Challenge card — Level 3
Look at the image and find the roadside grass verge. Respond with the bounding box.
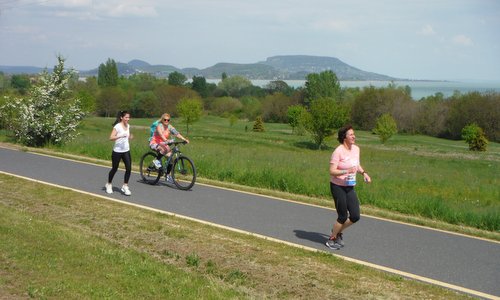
[1,115,499,235]
[0,174,472,299]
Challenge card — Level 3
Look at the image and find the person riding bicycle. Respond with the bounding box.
[150,113,189,181]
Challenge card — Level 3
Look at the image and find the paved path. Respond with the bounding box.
[0,146,499,299]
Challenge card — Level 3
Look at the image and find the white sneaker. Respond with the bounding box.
[153,159,162,168]
[105,183,113,194]
[121,185,131,196]
[166,175,174,184]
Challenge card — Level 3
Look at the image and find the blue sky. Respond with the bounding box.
[1,0,499,81]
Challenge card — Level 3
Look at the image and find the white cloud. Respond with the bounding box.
[417,24,436,36]
[452,34,473,46]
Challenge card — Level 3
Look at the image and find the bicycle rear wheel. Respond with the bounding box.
[172,155,196,190]
[140,152,162,185]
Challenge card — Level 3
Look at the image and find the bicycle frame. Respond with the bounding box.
[160,143,182,172]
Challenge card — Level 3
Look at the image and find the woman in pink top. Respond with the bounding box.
[149,113,189,182]
[326,125,371,250]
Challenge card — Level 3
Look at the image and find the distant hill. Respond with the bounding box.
[195,62,280,79]
[260,55,396,80]
[0,65,45,75]
[0,55,399,81]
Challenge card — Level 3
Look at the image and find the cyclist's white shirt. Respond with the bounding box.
[113,123,130,153]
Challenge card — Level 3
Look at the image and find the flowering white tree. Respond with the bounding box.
[0,55,84,146]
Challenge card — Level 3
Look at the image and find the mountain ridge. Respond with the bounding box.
[0,55,400,81]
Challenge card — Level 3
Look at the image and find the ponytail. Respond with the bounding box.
[112,110,129,127]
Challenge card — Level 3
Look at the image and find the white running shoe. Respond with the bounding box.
[121,185,131,196]
[166,175,174,184]
[153,159,162,169]
[105,183,113,194]
[325,238,342,250]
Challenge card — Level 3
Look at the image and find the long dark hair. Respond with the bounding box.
[112,111,129,127]
[337,124,353,144]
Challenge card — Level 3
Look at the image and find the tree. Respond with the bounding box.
[261,93,296,123]
[96,86,127,117]
[266,80,294,96]
[287,105,307,135]
[351,84,414,132]
[176,97,203,135]
[10,74,31,94]
[461,123,488,151]
[240,96,262,120]
[445,92,500,142]
[305,97,349,149]
[217,75,252,97]
[210,96,242,117]
[97,58,118,87]
[168,71,187,86]
[304,70,341,105]
[252,116,265,132]
[131,91,159,118]
[129,73,158,91]
[71,76,98,114]
[373,113,398,144]
[191,75,209,97]
[414,93,448,137]
[0,55,84,146]
[154,84,198,117]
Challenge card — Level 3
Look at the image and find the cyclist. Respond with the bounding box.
[150,113,189,182]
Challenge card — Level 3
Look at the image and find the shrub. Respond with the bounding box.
[287,104,307,135]
[0,56,84,147]
[373,113,398,144]
[461,123,488,151]
[252,116,265,132]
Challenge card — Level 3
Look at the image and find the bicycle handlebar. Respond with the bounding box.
[166,141,188,146]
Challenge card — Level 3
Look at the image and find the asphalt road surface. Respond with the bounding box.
[0,146,499,299]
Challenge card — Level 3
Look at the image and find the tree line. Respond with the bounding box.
[1,57,498,149]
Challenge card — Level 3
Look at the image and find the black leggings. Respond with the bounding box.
[108,151,132,184]
[330,182,360,224]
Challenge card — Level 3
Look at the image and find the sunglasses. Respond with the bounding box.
[163,118,170,121]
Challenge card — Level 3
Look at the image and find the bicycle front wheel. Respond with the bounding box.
[172,155,196,190]
[140,152,162,185]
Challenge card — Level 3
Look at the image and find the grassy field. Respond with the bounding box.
[1,115,498,237]
[0,174,473,299]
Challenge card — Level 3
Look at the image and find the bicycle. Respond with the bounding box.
[139,141,196,190]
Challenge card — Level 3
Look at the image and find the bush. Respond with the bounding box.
[461,123,488,151]
[373,113,398,144]
[287,105,307,135]
[252,116,265,132]
[0,56,84,147]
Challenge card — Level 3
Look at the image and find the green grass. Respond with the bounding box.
[0,200,241,299]
[0,174,472,299]
[2,115,499,233]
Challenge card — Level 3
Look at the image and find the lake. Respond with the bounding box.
[207,79,500,100]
